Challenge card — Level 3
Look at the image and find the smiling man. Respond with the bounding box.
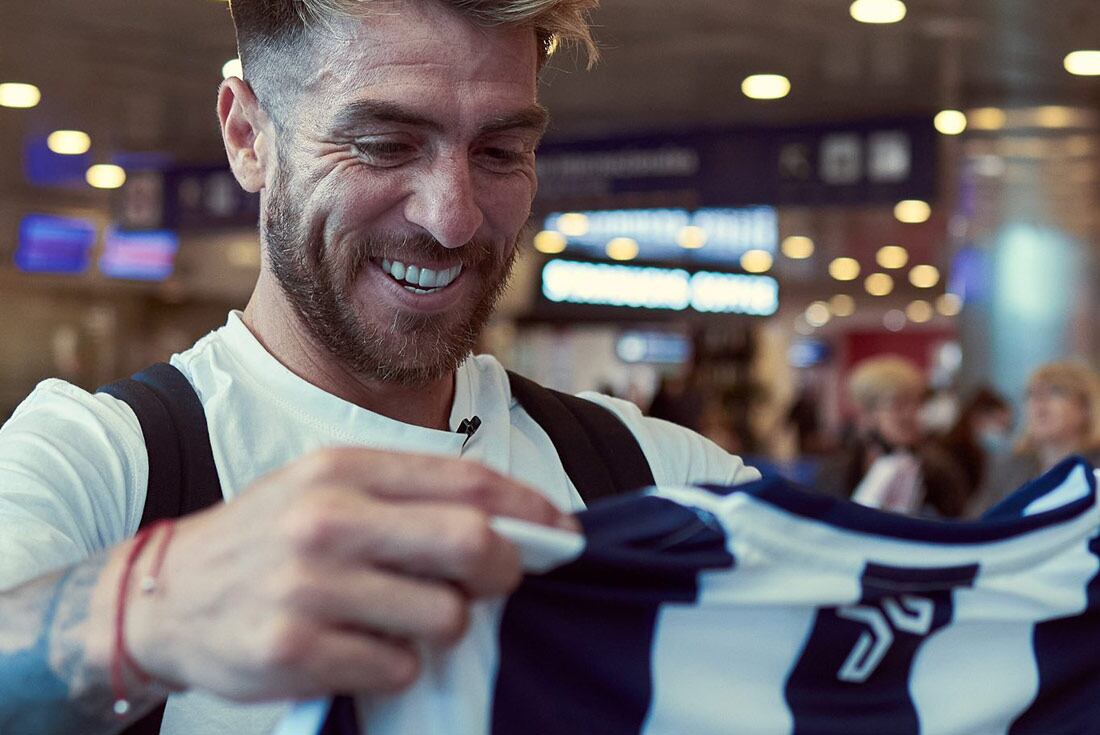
[0,2,757,734]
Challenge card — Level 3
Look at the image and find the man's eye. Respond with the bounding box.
[476,147,527,172]
[354,140,416,166]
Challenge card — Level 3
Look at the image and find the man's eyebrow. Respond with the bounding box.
[478,104,551,137]
[329,100,445,134]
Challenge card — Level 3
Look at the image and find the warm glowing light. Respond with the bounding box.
[894,199,931,224]
[222,58,244,80]
[605,237,639,261]
[829,257,861,282]
[47,130,91,155]
[781,235,815,259]
[935,110,968,136]
[742,74,791,101]
[909,264,941,288]
[1065,50,1100,77]
[0,82,41,109]
[936,293,963,316]
[884,309,907,332]
[533,230,567,254]
[829,294,856,317]
[1036,106,1075,129]
[876,245,909,270]
[556,213,590,237]
[865,273,894,296]
[86,164,127,190]
[969,108,1006,131]
[805,302,832,328]
[906,299,934,323]
[740,249,774,273]
[849,0,907,24]
[677,225,708,250]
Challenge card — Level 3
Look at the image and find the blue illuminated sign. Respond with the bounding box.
[543,206,777,265]
[14,214,97,274]
[540,259,779,317]
[99,228,179,281]
[616,331,692,364]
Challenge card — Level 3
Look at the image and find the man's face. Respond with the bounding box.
[259,1,544,385]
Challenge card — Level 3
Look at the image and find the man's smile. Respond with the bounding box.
[375,258,464,294]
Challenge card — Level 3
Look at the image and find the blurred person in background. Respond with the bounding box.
[817,355,969,518]
[971,362,1100,516]
[934,387,1013,506]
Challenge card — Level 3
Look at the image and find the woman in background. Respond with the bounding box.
[971,362,1100,516]
[818,355,969,518]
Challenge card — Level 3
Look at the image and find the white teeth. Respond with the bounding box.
[378,259,464,291]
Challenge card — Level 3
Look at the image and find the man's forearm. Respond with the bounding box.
[0,547,168,734]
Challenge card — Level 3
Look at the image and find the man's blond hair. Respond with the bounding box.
[848,355,926,412]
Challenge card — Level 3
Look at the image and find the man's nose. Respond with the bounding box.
[404,154,485,249]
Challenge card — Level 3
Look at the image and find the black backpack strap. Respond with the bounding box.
[97,362,223,735]
[507,371,655,505]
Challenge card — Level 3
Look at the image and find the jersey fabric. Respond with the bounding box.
[0,311,759,735]
[282,456,1100,735]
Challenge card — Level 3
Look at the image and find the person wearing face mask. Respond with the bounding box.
[933,387,1014,506]
[970,362,1100,517]
[817,355,969,518]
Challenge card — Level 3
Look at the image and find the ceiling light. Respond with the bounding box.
[606,237,639,261]
[222,58,243,80]
[781,235,815,259]
[0,82,41,109]
[556,213,590,237]
[1065,50,1100,76]
[741,249,774,273]
[1036,106,1075,129]
[829,257,861,281]
[936,293,963,316]
[968,107,1006,131]
[829,294,856,317]
[909,264,940,288]
[894,199,931,224]
[742,74,791,101]
[865,273,894,296]
[850,0,907,24]
[47,130,91,155]
[533,230,567,254]
[934,110,968,136]
[86,164,127,190]
[876,245,909,269]
[677,226,708,250]
[884,309,907,332]
[805,302,832,328]
[906,299,933,323]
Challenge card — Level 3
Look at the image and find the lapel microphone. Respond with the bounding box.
[457,416,482,448]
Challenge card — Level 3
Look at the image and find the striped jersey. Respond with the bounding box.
[274,456,1100,735]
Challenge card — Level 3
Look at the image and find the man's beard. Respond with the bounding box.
[263,175,520,387]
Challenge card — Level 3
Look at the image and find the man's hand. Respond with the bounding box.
[125,448,575,701]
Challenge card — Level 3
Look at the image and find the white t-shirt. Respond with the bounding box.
[0,311,759,734]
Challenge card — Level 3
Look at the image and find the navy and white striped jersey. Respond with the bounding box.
[275,456,1100,735]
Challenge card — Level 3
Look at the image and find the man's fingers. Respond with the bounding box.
[282,496,524,597]
[288,448,577,531]
[288,566,473,644]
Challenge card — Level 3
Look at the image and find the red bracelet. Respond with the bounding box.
[112,520,175,717]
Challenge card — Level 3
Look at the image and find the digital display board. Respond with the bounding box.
[99,227,179,281]
[14,214,97,274]
[540,259,779,317]
[542,206,777,264]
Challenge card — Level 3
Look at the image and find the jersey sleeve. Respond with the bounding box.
[576,392,761,488]
[0,379,148,590]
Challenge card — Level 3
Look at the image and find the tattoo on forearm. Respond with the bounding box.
[0,554,165,734]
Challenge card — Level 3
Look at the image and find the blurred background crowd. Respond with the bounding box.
[1,0,1099,519]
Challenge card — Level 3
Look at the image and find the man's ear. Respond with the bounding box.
[218,76,273,193]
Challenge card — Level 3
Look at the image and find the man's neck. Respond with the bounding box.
[240,280,456,431]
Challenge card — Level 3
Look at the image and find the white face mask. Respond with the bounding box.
[978,428,1012,455]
